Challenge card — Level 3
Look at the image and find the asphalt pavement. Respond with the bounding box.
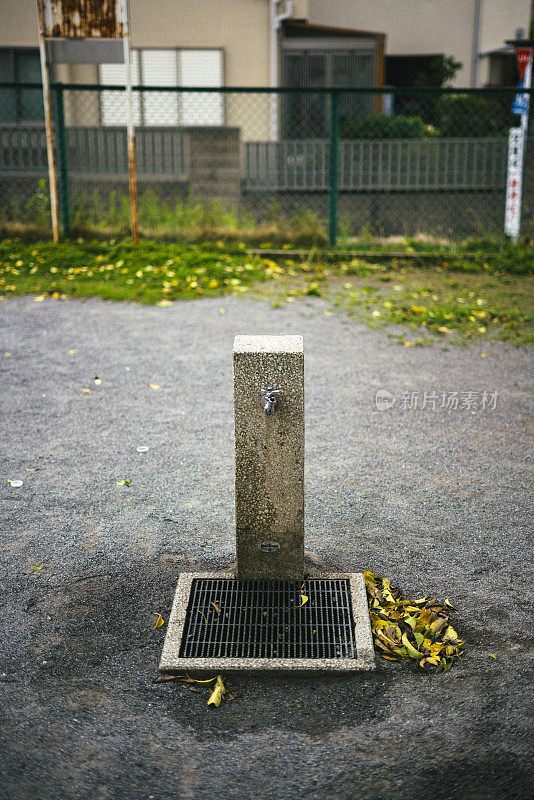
[0,293,533,800]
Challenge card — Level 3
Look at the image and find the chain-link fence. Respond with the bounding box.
[1,83,532,243]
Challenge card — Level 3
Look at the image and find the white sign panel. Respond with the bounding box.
[504,127,525,239]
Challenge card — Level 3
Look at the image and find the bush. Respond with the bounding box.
[340,114,438,139]
[433,95,510,137]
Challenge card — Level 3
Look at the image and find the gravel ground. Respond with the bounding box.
[0,293,533,800]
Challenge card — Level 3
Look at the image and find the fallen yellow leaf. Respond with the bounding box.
[153,613,164,629]
[296,594,308,608]
[401,632,422,659]
[148,384,161,390]
[81,388,92,393]
[207,675,226,707]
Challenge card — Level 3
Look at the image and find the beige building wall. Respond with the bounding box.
[0,0,272,84]
[0,0,38,47]
[0,1,273,135]
[308,0,530,86]
[1,1,530,88]
[477,0,531,85]
[0,0,530,135]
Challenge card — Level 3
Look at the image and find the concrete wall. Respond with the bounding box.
[187,126,241,202]
[242,188,509,236]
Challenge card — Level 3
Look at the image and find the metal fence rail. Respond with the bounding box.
[0,126,509,190]
[0,126,47,173]
[0,124,189,178]
[243,137,508,191]
[244,140,329,190]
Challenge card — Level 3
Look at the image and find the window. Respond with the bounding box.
[282,45,375,138]
[99,48,224,127]
[0,48,43,123]
[487,53,518,87]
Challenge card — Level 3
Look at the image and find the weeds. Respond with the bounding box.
[1,237,532,346]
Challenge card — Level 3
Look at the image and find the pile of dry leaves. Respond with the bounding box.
[364,571,465,672]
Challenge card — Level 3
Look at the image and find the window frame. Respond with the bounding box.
[281,46,375,138]
[0,46,44,126]
[98,46,226,128]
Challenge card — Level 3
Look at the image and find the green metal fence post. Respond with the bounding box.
[54,84,70,238]
[328,89,339,247]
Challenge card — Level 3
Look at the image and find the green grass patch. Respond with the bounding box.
[1,237,532,346]
[329,268,534,346]
[0,238,278,305]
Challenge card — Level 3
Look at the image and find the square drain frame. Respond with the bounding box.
[159,572,375,673]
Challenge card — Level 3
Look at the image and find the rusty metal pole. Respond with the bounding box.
[123,2,138,244]
[36,0,60,242]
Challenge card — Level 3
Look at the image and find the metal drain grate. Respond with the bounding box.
[179,578,356,659]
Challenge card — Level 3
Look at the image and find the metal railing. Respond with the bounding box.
[0,124,189,177]
[243,137,508,191]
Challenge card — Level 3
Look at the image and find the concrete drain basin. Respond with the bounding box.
[160,572,374,674]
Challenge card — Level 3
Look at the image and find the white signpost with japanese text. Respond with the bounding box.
[504,128,525,240]
[504,45,532,240]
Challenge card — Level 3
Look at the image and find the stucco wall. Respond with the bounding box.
[1,1,530,88]
[308,0,530,86]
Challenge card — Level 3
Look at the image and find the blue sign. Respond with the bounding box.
[512,93,529,115]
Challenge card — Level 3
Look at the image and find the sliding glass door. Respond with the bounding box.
[282,48,374,139]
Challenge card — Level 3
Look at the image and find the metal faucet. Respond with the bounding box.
[260,386,281,415]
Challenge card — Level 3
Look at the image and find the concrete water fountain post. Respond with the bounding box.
[233,335,304,580]
[159,334,375,674]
